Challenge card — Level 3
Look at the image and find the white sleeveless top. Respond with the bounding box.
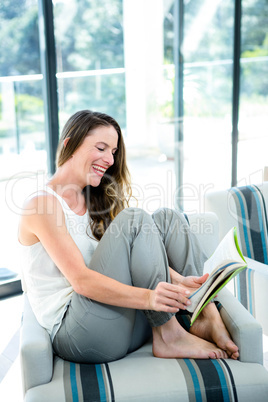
[20,187,99,340]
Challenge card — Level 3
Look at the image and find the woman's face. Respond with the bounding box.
[70,125,119,188]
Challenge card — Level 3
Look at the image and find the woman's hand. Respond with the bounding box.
[179,273,209,293]
[169,267,209,294]
[148,281,192,313]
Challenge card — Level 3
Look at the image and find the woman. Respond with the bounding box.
[18,110,239,364]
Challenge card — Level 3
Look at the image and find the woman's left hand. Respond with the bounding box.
[169,267,209,294]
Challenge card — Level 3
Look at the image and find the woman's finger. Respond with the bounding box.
[154,291,190,311]
[157,281,190,297]
[155,282,191,305]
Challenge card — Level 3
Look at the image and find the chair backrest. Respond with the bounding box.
[205,182,268,265]
[187,212,219,261]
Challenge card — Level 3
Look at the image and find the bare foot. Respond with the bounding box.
[152,316,228,360]
[190,303,239,360]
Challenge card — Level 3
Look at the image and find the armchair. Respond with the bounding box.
[20,213,268,401]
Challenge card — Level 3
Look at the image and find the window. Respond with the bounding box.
[0,0,46,176]
[182,0,235,213]
[53,0,126,131]
[0,0,45,278]
[237,0,268,184]
[53,0,177,213]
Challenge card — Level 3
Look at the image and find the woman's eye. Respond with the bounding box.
[97,147,104,152]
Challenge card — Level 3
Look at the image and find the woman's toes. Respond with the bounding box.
[231,351,239,360]
[208,351,217,359]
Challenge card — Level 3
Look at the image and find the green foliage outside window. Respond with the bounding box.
[0,0,267,150]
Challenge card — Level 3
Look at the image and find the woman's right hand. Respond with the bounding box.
[149,281,191,313]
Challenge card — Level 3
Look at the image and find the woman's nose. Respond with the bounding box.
[103,151,114,166]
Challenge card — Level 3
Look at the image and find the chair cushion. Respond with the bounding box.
[25,341,268,402]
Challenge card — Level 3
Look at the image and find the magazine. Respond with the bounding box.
[187,227,247,325]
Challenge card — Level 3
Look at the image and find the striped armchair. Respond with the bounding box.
[205,182,268,335]
[20,213,268,401]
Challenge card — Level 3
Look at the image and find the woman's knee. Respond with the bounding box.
[153,207,184,220]
[113,207,152,230]
[152,208,189,237]
[118,207,150,220]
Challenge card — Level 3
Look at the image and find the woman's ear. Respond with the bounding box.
[63,137,70,148]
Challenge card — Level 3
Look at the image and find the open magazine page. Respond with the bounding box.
[203,227,245,275]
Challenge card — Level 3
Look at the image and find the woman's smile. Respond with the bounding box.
[92,164,107,177]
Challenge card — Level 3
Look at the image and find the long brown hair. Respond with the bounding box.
[57,110,132,240]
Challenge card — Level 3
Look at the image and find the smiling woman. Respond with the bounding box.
[63,126,118,184]
[18,109,239,365]
[55,110,132,239]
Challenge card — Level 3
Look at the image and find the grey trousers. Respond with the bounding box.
[52,207,207,363]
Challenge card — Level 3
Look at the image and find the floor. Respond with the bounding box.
[0,294,268,401]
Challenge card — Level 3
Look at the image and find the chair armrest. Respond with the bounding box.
[242,257,268,336]
[216,288,263,365]
[244,257,268,275]
[20,294,53,395]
